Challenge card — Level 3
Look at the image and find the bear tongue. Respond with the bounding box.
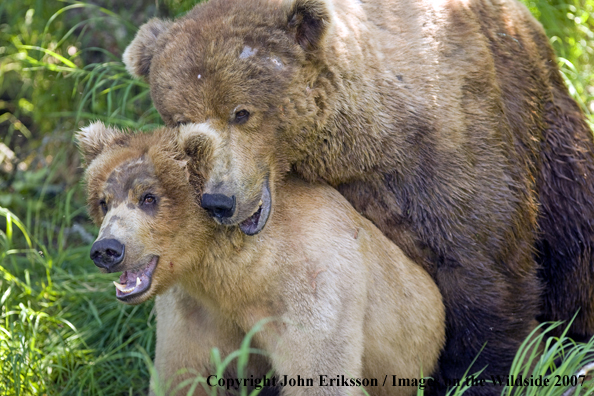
[119,269,145,286]
[114,270,145,296]
[119,271,129,285]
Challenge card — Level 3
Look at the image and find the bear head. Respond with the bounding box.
[123,0,338,234]
[76,122,215,304]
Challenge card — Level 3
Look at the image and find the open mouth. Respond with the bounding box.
[113,255,158,301]
[239,181,271,236]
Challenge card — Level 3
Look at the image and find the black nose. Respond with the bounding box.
[90,238,125,270]
[201,193,236,219]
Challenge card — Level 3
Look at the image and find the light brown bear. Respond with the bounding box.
[77,121,445,396]
[122,0,594,392]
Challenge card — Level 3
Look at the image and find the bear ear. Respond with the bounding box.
[284,0,334,51]
[177,124,215,160]
[75,121,127,165]
[177,124,214,186]
[123,18,172,79]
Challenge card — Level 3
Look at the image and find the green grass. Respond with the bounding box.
[0,195,155,395]
[502,322,594,396]
[1,0,594,394]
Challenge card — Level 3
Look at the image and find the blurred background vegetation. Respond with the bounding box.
[0,0,593,394]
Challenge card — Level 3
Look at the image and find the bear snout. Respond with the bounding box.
[200,193,236,219]
[90,238,125,271]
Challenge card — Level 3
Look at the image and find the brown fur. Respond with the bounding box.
[78,123,445,396]
[122,0,594,392]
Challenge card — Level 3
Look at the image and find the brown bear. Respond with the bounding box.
[77,121,445,396]
[122,0,594,392]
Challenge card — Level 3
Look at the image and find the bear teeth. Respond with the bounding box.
[113,277,141,294]
[113,281,134,293]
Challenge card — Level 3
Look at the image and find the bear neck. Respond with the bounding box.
[290,0,444,188]
[179,214,281,317]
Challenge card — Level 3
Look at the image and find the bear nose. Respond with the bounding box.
[90,238,125,270]
[201,193,236,219]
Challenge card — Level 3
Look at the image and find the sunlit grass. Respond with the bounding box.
[0,200,154,395]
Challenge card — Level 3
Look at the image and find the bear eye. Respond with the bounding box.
[141,194,157,206]
[173,117,187,127]
[234,109,250,124]
[99,200,108,214]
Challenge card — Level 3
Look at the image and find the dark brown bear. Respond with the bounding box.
[122,0,594,393]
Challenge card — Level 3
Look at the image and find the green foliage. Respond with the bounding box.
[0,0,167,221]
[0,201,155,395]
[502,321,594,396]
[522,0,594,117]
[0,3,180,393]
[0,0,593,394]
[439,321,594,396]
